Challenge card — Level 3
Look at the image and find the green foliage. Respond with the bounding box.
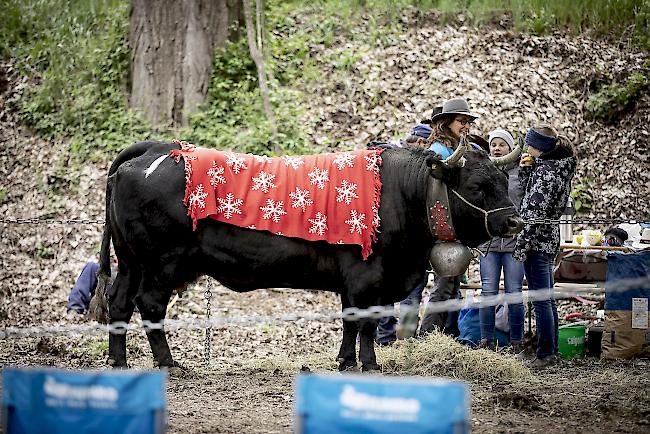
[35,242,54,259]
[1,0,149,158]
[585,72,649,123]
[570,178,594,215]
[182,39,311,156]
[0,188,6,205]
[419,0,650,48]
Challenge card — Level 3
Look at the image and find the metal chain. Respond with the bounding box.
[0,217,105,225]
[1,275,648,339]
[204,282,213,367]
[524,218,648,225]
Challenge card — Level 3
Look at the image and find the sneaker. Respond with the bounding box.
[528,355,557,370]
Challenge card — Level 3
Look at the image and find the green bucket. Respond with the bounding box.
[558,323,586,359]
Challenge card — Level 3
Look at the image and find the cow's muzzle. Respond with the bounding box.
[503,215,524,236]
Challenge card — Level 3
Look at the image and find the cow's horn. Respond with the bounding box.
[442,137,467,167]
[490,144,521,166]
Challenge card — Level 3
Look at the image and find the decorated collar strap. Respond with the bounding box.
[426,179,457,242]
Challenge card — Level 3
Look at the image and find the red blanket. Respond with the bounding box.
[169,141,384,260]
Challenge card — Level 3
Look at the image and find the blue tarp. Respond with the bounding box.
[605,251,650,311]
[295,373,469,434]
[2,368,166,434]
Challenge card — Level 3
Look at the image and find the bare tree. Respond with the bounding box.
[242,0,278,152]
[129,0,242,128]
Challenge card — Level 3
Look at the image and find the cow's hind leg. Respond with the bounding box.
[107,266,139,368]
[337,296,359,371]
[135,277,177,369]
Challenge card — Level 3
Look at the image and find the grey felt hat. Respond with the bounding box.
[431,98,480,122]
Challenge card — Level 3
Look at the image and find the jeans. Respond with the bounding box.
[479,252,525,343]
[524,252,559,358]
[375,280,426,344]
[420,275,461,337]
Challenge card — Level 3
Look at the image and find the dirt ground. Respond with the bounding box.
[1,284,649,434]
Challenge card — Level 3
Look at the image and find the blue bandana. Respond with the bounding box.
[525,128,557,153]
[410,123,433,139]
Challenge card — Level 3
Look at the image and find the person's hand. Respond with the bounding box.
[520,152,534,167]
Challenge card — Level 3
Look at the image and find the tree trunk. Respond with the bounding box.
[129,0,242,128]
[242,0,277,152]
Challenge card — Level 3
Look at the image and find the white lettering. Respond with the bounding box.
[44,376,118,402]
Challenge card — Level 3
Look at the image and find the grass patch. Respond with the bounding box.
[435,0,650,48]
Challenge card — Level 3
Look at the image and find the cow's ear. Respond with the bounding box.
[425,153,449,180]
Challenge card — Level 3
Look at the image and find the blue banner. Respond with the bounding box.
[294,373,469,434]
[2,367,166,434]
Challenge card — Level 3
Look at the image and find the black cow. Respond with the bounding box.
[90,140,523,372]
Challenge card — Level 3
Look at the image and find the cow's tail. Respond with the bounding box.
[90,141,160,324]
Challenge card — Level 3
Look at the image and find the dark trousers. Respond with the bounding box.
[420,275,461,337]
[524,252,559,358]
[375,279,427,344]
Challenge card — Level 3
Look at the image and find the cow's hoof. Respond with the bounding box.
[361,364,381,374]
[167,366,185,377]
[161,361,186,376]
[107,358,129,369]
[338,358,358,372]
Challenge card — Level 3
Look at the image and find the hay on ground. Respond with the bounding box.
[378,332,531,383]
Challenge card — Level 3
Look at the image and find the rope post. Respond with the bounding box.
[204,280,213,368]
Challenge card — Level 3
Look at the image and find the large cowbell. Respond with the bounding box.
[429,242,473,277]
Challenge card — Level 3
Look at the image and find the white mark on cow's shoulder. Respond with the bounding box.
[145,155,168,178]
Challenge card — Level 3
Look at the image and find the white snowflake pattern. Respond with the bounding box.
[216,193,243,219]
[207,161,226,186]
[225,152,248,174]
[252,154,272,163]
[308,212,328,235]
[251,171,277,193]
[281,155,305,170]
[248,225,257,229]
[289,187,313,212]
[345,210,367,234]
[364,153,382,173]
[181,155,198,188]
[335,180,359,205]
[371,204,381,229]
[308,167,330,189]
[260,199,287,223]
[333,153,357,170]
[188,184,209,213]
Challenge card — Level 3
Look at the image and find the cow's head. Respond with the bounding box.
[426,140,524,247]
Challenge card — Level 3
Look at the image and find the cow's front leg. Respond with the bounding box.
[337,318,359,371]
[358,318,381,372]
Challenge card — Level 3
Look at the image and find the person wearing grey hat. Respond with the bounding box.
[427,98,480,159]
[418,98,482,338]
